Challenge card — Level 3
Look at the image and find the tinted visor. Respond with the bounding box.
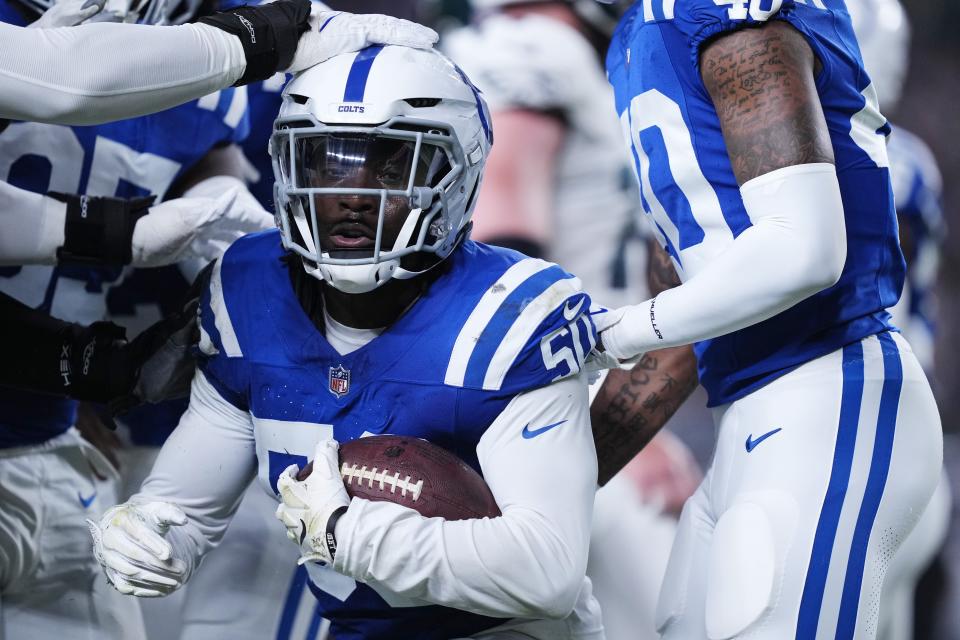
[280,133,451,191]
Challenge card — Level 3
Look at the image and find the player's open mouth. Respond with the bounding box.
[328,225,375,249]
[330,235,375,248]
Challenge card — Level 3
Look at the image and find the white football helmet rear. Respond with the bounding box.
[271,45,492,294]
[847,0,911,111]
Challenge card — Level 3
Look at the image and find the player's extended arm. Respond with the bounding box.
[599,22,846,360]
[89,371,257,596]
[0,177,268,267]
[0,4,437,126]
[324,376,595,619]
[592,242,698,485]
[470,109,565,257]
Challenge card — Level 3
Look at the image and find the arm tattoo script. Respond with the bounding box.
[591,345,699,486]
[647,239,681,296]
[700,21,834,184]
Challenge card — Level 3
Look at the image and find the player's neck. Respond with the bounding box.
[321,279,425,330]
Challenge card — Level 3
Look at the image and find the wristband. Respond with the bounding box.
[50,192,154,266]
[199,0,311,86]
[325,505,348,562]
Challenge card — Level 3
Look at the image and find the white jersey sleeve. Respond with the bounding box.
[443,14,598,115]
[131,370,257,578]
[0,22,245,126]
[333,374,597,620]
[0,179,65,265]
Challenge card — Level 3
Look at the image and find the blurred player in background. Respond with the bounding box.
[596,0,943,637]
[444,2,699,638]
[847,0,952,638]
[91,45,605,640]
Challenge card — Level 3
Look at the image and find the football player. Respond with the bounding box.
[91,46,604,640]
[0,0,438,126]
[847,1,952,638]
[444,3,698,638]
[595,1,943,638]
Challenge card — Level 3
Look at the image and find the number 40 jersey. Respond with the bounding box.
[607,0,905,406]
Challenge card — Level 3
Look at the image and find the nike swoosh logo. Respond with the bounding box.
[78,491,97,509]
[563,298,585,321]
[745,428,782,453]
[522,420,568,440]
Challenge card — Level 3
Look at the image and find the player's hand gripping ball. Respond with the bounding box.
[277,436,501,565]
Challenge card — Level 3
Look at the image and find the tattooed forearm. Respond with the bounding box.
[647,239,681,296]
[591,345,699,485]
[700,21,833,184]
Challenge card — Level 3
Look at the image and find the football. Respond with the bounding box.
[296,436,501,520]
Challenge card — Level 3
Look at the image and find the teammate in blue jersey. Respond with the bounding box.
[592,1,943,638]
[0,0,264,635]
[90,46,605,640]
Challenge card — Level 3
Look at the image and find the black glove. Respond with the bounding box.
[48,192,155,266]
[199,0,312,86]
[108,262,215,415]
[57,321,137,402]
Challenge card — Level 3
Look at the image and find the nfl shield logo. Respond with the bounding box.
[328,365,351,398]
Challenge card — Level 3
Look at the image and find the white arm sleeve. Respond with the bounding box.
[0,180,65,265]
[333,374,597,620]
[0,22,245,125]
[602,163,848,357]
[132,370,257,579]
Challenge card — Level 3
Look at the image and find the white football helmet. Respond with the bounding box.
[846,0,911,111]
[271,45,492,294]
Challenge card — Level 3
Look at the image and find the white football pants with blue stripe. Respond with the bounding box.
[655,332,942,639]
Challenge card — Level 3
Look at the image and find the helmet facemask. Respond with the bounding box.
[271,115,471,294]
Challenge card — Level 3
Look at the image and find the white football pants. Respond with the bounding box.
[656,332,942,639]
[0,429,145,640]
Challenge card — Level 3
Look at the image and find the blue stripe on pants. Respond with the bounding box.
[835,332,903,638]
[276,565,309,640]
[796,341,865,640]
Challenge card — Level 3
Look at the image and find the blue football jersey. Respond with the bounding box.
[607,0,904,406]
[243,73,288,209]
[0,0,251,447]
[197,230,595,640]
[888,125,943,334]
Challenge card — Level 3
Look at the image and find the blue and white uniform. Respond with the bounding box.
[0,0,249,447]
[608,0,903,407]
[131,231,603,640]
[0,4,248,635]
[606,1,942,638]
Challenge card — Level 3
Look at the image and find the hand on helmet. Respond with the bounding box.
[287,7,438,74]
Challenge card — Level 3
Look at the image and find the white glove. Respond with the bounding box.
[287,8,438,75]
[28,0,105,27]
[130,180,272,267]
[275,439,351,566]
[181,175,275,256]
[586,305,642,371]
[87,501,189,597]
